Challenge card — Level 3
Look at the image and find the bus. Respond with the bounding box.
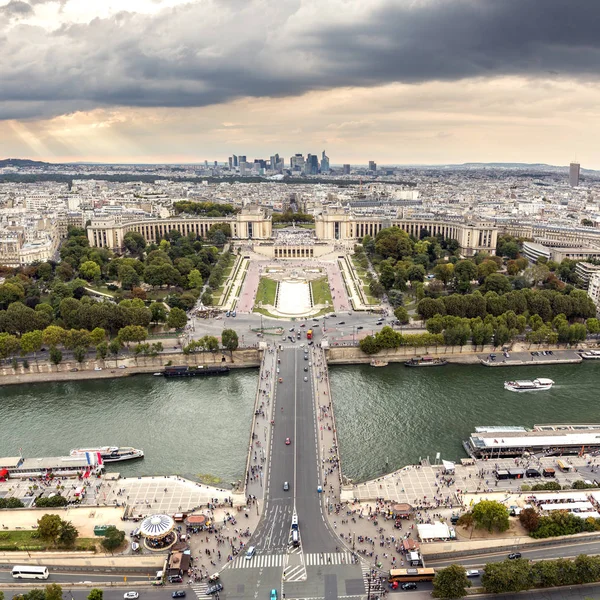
[388,568,435,583]
[12,565,49,580]
[307,329,313,340]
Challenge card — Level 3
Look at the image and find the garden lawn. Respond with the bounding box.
[255,277,278,307]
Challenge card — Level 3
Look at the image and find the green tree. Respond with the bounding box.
[100,526,126,552]
[37,513,63,545]
[482,559,531,594]
[433,564,470,599]
[394,306,409,324]
[96,341,108,359]
[188,268,204,289]
[0,282,25,309]
[433,263,455,288]
[89,327,107,345]
[472,500,510,532]
[109,338,122,357]
[20,329,43,358]
[87,589,104,600]
[519,507,540,532]
[118,264,140,290]
[359,335,380,355]
[49,346,63,367]
[45,584,63,600]
[0,333,20,360]
[167,307,188,329]
[43,325,66,347]
[118,325,148,345]
[123,231,147,256]
[374,227,414,260]
[222,328,239,354]
[150,302,167,323]
[73,346,87,364]
[79,260,101,282]
[58,519,79,548]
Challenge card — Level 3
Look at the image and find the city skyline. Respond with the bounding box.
[0,0,600,167]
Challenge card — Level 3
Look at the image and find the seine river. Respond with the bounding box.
[1,362,599,485]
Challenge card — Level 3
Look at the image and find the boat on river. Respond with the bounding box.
[162,365,230,378]
[580,350,600,360]
[70,446,144,462]
[405,356,448,367]
[504,378,554,392]
[370,359,388,367]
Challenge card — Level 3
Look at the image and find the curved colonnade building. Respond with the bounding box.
[87,204,498,257]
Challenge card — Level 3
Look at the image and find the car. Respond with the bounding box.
[508,552,522,559]
[283,481,290,491]
[282,336,286,341]
[118,365,127,369]
[338,321,346,325]
[289,327,295,332]
[466,569,480,577]
[226,311,230,317]
[278,377,283,383]
[124,594,139,599]
[400,582,417,590]
[300,323,306,327]
[206,584,223,595]
[94,367,102,371]
[390,581,399,590]
[285,437,291,445]
[277,367,280,373]
[357,326,363,330]
[231,311,236,317]
[308,341,314,345]
[270,589,278,600]
[304,376,308,382]
[548,350,554,355]
[245,546,256,559]
[169,575,183,583]
[304,366,308,372]
[70,368,79,372]
[376,321,383,325]
[172,592,186,598]
[312,324,319,328]
[331,314,337,317]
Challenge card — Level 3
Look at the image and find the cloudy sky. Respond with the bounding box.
[0,0,599,166]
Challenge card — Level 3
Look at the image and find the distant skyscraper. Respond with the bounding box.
[214,161,217,167]
[321,150,330,173]
[228,157,233,169]
[233,155,238,167]
[270,154,280,170]
[570,162,580,187]
[204,160,208,168]
[290,154,305,172]
[343,164,351,175]
[305,154,319,175]
[238,155,246,165]
[368,160,377,172]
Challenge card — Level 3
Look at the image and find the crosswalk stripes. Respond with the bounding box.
[228,553,285,569]
[361,563,384,596]
[190,583,209,598]
[305,552,354,566]
[283,561,307,582]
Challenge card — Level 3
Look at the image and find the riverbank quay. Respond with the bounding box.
[325,344,597,366]
[243,342,277,501]
[0,348,261,386]
[323,454,600,572]
[480,349,582,367]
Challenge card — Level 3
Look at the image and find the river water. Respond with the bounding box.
[1,362,599,485]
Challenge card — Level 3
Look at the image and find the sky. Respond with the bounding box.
[0,0,599,166]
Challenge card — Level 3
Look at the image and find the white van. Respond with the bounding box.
[292,530,299,546]
[245,546,256,560]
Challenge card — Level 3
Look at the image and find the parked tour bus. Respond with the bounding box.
[557,460,571,472]
[12,565,49,580]
[307,329,313,340]
[388,568,435,583]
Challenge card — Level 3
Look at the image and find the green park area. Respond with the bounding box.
[310,276,333,306]
[255,277,278,307]
[0,529,97,552]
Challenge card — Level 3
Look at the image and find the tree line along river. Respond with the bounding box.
[0,361,599,485]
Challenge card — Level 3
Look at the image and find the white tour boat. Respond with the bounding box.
[504,378,554,392]
[70,446,144,463]
[580,350,600,360]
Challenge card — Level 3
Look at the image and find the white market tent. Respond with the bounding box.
[417,522,455,541]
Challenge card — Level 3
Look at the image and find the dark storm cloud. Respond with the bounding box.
[1,0,600,120]
[0,0,33,16]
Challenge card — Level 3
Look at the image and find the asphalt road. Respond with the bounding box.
[428,538,600,569]
[0,571,150,584]
[3,588,175,600]
[220,345,363,600]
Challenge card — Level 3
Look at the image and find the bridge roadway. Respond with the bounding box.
[220,345,365,600]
